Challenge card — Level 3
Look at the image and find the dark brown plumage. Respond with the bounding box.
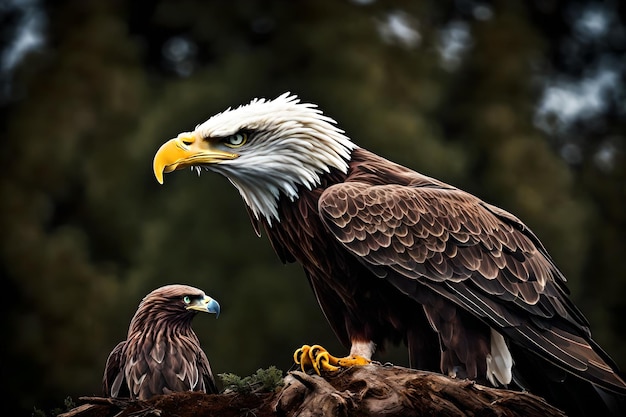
[103,284,220,400]
[152,94,625,416]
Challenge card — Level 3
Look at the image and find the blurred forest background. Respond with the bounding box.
[1,0,625,415]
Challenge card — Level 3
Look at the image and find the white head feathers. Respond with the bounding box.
[193,93,357,224]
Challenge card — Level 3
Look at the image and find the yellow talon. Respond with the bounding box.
[294,344,312,372]
[293,344,371,375]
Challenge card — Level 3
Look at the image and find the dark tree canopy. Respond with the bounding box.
[1,0,625,415]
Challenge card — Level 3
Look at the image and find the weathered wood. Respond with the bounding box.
[55,404,100,417]
[275,365,565,417]
[58,364,565,417]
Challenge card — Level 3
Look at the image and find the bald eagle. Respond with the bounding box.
[153,93,625,416]
[103,284,220,399]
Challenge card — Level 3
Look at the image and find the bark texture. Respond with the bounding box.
[59,365,565,417]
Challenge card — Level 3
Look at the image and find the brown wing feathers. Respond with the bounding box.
[319,176,625,392]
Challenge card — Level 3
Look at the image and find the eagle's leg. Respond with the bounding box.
[294,344,371,375]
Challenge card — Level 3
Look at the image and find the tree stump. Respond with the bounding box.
[59,364,565,417]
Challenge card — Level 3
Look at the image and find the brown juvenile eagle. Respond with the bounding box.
[103,284,220,399]
[153,93,625,416]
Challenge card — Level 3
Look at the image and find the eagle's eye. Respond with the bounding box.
[183,296,191,304]
[224,132,247,148]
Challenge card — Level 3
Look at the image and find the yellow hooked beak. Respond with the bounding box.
[153,132,239,184]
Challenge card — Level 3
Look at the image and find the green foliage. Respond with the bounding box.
[219,366,284,393]
[31,397,75,417]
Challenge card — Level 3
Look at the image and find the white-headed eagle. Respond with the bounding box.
[152,93,625,416]
[103,284,220,399]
